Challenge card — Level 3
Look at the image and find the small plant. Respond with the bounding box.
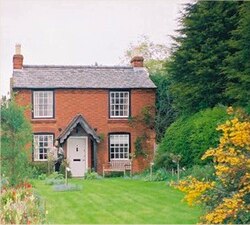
[128,105,155,129]
[44,172,64,185]
[143,169,172,182]
[98,133,105,142]
[84,169,102,180]
[134,135,148,158]
[38,174,47,180]
[59,160,72,178]
[29,162,48,179]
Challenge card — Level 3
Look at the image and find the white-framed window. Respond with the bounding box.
[109,134,129,160]
[33,134,53,161]
[33,91,53,118]
[110,91,129,118]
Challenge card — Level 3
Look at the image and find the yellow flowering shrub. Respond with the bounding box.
[173,107,250,224]
[173,177,214,205]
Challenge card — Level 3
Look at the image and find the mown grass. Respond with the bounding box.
[33,178,201,224]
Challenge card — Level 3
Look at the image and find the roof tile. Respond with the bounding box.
[13,65,156,89]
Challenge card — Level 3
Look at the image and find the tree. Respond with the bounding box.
[224,2,250,110]
[169,1,241,114]
[121,35,169,73]
[174,107,250,224]
[122,36,176,142]
[150,68,177,142]
[1,97,32,186]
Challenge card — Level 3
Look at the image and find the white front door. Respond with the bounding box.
[67,137,88,177]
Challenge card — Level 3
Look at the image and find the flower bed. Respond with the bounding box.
[1,182,46,224]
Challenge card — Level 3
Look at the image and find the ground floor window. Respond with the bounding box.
[33,134,53,161]
[109,134,129,160]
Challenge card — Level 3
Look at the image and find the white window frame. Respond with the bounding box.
[110,91,129,118]
[33,134,53,161]
[33,91,53,118]
[109,134,130,160]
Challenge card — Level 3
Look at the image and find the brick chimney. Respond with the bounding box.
[13,44,23,69]
[130,56,144,68]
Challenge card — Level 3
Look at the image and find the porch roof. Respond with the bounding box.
[57,114,100,144]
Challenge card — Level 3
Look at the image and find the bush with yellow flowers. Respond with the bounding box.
[173,107,250,224]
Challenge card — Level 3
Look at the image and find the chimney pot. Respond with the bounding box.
[15,44,21,54]
[130,56,144,67]
[13,44,23,69]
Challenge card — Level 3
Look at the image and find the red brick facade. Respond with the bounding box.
[15,88,156,174]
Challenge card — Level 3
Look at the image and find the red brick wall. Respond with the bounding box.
[15,88,156,174]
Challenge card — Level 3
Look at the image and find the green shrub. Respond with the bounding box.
[59,161,72,178]
[29,162,48,178]
[184,164,215,181]
[1,98,32,186]
[84,169,102,180]
[143,168,172,182]
[156,106,229,169]
[45,172,64,185]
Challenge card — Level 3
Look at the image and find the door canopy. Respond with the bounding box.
[57,114,100,144]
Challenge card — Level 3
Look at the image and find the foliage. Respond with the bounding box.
[224,2,250,109]
[129,105,155,158]
[84,169,102,180]
[129,105,155,129]
[133,135,148,158]
[143,168,172,182]
[59,159,72,178]
[98,133,105,142]
[184,164,215,182]
[172,177,215,206]
[0,182,46,224]
[121,35,169,73]
[169,1,241,114]
[28,162,48,179]
[1,97,32,186]
[150,70,177,142]
[173,107,250,224]
[44,172,64,185]
[156,106,229,168]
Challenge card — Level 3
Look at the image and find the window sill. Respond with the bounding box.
[31,119,57,124]
[108,119,129,124]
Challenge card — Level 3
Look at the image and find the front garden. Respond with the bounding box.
[33,178,201,224]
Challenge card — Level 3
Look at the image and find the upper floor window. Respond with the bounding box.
[33,134,53,161]
[109,134,130,160]
[110,91,129,118]
[33,91,53,118]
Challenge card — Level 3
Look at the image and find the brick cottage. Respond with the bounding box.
[11,45,156,177]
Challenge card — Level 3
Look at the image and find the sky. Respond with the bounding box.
[0,0,191,97]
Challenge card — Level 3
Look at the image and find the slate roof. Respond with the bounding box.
[12,65,156,89]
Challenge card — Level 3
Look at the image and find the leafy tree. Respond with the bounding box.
[156,106,230,169]
[122,36,176,142]
[169,1,241,114]
[173,107,250,224]
[1,97,32,186]
[121,35,169,73]
[150,68,177,142]
[224,2,250,110]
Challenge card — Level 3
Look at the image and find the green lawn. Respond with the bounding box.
[33,178,201,224]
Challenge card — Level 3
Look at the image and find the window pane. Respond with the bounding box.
[33,91,53,118]
[109,134,129,159]
[110,91,129,118]
[34,134,53,161]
